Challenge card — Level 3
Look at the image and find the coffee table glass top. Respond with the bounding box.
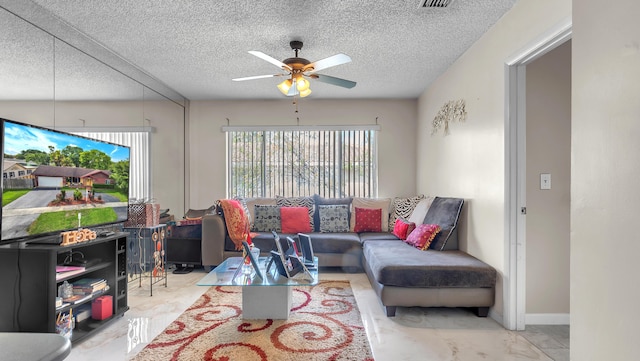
[197,256,318,287]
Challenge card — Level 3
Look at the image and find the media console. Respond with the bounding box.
[0,233,129,343]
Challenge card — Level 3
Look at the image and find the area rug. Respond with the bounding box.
[132,280,374,361]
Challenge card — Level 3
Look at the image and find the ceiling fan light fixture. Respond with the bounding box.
[277,79,293,95]
[296,77,310,92]
[299,88,312,98]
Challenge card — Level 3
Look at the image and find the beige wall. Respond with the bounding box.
[187,99,418,208]
[416,0,571,320]
[141,100,186,218]
[0,101,54,125]
[572,0,640,359]
[525,41,571,316]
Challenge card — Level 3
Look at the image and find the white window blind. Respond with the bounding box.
[72,131,150,202]
[226,127,378,198]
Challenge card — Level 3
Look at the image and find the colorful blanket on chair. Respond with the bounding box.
[218,199,248,250]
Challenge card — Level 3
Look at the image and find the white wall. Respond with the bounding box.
[416,0,571,320]
[187,99,417,208]
[525,41,571,317]
[572,0,640,359]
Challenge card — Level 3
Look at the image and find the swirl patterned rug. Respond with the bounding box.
[132,280,374,361]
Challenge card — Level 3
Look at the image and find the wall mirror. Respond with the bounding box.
[144,87,186,217]
[1,4,187,220]
[54,38,144,128]
[0,7,54,123]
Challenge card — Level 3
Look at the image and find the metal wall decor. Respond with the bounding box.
[431,99,467,135]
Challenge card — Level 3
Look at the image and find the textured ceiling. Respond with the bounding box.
[13,0,518,100]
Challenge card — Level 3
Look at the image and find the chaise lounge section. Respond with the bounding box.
[362,197,497,316]
[363,241,496,316]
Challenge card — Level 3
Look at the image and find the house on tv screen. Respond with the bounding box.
[32,165,113,188]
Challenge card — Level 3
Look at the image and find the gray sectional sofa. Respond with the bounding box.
[201,196,497,317]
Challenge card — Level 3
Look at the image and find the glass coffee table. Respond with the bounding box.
[197,256,318,319]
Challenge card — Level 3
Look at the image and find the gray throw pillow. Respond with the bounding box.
[318,204,350,232]
[252,205,281,232]
[422,197,464,250]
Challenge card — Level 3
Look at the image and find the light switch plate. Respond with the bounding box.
[540,173,551,190]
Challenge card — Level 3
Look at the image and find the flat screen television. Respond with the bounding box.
[1,118,130,245]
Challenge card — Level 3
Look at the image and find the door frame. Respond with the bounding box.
[503,18,572,330]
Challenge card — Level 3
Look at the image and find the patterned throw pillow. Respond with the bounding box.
[276,196,315,230]
[252,205,281,232]
[241,197,277,229]
[388,195,425,230]
[313,195,352,232]
[392,218,416,240]
[405,224,441,250]
[353,207,382,233]
[350,197,391,232]
[280,207,312,233]
[318,204,350,232]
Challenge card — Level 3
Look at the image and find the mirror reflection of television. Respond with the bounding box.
[1,118,130,245]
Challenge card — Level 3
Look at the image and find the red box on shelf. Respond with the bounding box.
[91,295,113,320]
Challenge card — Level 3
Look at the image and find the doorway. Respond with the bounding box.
[504,19,571,331]
[524,40,571,326]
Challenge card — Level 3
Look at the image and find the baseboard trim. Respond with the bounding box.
[525,313,570,325]
[489,308,503,326]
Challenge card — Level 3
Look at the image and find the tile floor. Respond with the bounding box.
[64,268,569,361]
[520,325,570,361]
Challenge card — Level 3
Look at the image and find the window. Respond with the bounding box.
[18,170,25,176]
[227,127,378,198]
[9,171,15,178]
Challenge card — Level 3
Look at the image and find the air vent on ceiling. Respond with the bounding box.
[419,0,456,8]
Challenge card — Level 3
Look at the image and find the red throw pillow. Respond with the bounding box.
[354,207,382,233]
[392,218,416,240]
[406,224,441,250]
[280,207,312,233]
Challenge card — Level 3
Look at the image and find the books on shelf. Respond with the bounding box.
[62,293,92,305]
[55,265,85,281]
[72,278,108,295]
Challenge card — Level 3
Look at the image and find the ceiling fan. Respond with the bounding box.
[232,40,356,98]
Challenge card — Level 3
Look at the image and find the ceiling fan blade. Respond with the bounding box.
[304,53,352,73]
[232,74,284,82]
[311,74,357,89]
[248,51,292,71]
